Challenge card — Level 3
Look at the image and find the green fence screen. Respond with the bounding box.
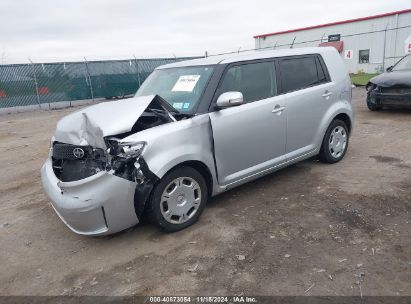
[0,57,196,109]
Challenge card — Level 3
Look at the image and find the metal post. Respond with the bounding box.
[133,55,141,88]
[28,58,41,109]
[84,57,94,102]
[393,14,399,66]
[382,23,388,71]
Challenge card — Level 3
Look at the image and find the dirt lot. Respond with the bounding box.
[0,88,410,296]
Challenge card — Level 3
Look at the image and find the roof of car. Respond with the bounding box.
[157,47,336,69]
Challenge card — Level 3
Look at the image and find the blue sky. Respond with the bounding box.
[0,0,409,63]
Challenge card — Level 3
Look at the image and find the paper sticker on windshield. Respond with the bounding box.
[172,75,200,92]
[173,102,183,109]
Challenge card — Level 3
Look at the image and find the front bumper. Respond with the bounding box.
[41,158,139,236]
[368,91,411,107]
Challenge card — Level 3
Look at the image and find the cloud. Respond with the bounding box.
[0,0,409,63]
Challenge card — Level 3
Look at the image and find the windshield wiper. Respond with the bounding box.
[148,95,195,119]
[153,95,181,115]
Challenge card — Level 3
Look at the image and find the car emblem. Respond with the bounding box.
[73,147,85,159]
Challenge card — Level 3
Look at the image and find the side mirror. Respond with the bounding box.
[216,91,244,108]
[386,66,393,72]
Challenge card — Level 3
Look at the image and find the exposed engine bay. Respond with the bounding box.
[51,95,185,183]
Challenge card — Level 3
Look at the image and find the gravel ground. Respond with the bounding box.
[0,88,410,296]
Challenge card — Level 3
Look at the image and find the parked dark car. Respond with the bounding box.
[366,54,411,111]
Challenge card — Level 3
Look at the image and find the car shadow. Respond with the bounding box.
[95,159,319,241]
[379,107,411,114]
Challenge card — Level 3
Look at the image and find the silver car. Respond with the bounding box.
[41,47,353,236]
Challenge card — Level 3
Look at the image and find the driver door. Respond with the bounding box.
[209,60,287,185]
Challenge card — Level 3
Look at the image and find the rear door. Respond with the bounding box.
[278,55,333,158]
[209,60,287,185]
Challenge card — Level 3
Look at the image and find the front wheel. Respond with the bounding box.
[147,166,208,232]
[319,119,349,163]
[367,94,382,111]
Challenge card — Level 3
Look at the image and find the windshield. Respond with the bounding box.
[392,55,411,71]
[136,66,214,112]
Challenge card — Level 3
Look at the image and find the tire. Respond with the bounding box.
[319,119,349,164]
[147,166,208,232]
[367,94,382,111]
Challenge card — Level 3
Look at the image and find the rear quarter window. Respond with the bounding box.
[279,55,329,94]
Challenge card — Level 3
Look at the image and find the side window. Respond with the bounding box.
[218,61,277,103]
[279,55,329,93]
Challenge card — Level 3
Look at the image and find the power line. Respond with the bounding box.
[208,24,411,57]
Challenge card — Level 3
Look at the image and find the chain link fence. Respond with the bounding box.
[0,57,196,109]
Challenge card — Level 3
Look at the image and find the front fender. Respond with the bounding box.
[121,114,219,192]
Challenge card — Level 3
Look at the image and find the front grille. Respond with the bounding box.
[52,143,90,160]
[380,87,411,94]
[52,142,107,182]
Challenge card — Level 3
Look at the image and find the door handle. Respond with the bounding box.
[272,105,285,114]
[322,90,333,98]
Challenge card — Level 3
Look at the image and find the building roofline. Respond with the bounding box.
[253,8,411,38]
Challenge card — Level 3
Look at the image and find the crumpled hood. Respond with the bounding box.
[369,71,411,88]
[54,95,156,149]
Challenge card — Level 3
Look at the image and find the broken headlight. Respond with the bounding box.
[107,141,147,180]
[116,142,146,159]
[107,140,146,159]
[366,83,377,92]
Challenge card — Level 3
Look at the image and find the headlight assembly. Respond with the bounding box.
[106,139,147,178]
[115,141,146,159]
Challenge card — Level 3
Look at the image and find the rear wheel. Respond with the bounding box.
[147,166,207,232]
[319,119,349,163]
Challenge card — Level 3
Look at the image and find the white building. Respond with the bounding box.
[254,9,411,74]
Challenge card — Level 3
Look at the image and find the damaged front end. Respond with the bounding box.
[51,140,152,184]
[50,139,158,225]
[42,95,178,235]
[366,71,411,109]
[367,83,411,108]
